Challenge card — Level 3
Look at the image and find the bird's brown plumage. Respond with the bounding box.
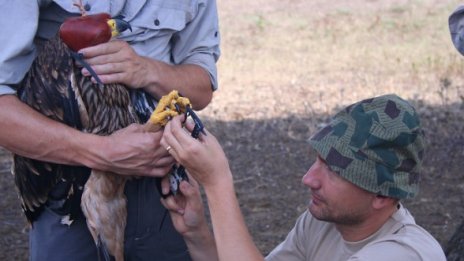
[14,32,192,260]
[14,34,138,261]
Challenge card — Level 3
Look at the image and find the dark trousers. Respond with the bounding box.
[30,177,191,261]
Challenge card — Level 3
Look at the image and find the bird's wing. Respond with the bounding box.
[14,32,141,224]
[13,35,91,223]
[18,36,80,126]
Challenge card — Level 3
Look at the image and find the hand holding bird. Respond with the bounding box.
[59,1,132,85]
[78,40,153,88]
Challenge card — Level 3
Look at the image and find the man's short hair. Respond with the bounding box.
[308,94,425,199]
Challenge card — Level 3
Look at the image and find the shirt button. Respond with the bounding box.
[214,31,218,37]
[84,3,91,11]
[154,19,160,26]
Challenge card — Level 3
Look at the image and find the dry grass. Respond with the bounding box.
[202,0,463,120]
[1,0,463,259]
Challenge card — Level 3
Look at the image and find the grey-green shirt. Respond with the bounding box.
[0,0,220,95]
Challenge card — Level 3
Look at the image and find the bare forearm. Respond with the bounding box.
[184,225,219,261]
[79,41,213,110]
[1,94,175,177]
[204,174,264,261]
[0,95,98,166]
[142,59,213,110]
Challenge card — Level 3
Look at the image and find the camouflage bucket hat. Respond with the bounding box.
[308,94,425,199]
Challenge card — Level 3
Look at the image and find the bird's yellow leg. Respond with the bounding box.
[144,90,192,132]
[154,91,180,115]
[149,110,180,127]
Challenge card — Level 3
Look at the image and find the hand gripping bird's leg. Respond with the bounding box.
[143,90,208,196]
[162,106,206,197]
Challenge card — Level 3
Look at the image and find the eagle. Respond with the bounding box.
[12,6,191,261]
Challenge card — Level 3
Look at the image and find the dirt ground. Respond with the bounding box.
[1,103,463,260]
[1,0,464,260]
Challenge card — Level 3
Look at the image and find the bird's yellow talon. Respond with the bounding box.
[147,90,191,127]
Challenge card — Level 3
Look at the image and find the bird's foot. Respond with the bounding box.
[147,90,191,127]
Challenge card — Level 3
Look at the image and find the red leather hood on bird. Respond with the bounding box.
[59,13,112,52]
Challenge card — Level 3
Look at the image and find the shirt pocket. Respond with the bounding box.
[125,1,197,39]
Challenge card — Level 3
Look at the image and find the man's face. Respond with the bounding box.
[301,155,376,225]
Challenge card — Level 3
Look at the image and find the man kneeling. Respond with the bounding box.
[160,94,446,261]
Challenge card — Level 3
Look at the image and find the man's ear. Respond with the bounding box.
[372,195,397,210]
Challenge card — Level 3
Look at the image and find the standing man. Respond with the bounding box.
[161,94,447,260]
[0,1,220,260]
